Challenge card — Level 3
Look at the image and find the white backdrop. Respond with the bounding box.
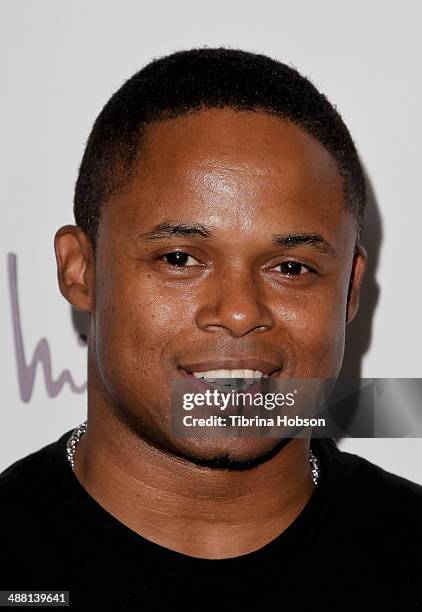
[1,0,421,482]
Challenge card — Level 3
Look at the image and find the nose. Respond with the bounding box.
[195,268,275,337]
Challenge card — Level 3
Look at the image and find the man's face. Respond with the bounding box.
[87,108,366,462]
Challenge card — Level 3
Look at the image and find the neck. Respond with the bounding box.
[74,373,315,559]
[74,423,314,559]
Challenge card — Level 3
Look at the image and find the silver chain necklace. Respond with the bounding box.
[66,420,320,485]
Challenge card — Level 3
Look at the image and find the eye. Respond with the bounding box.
[274,261,314,276]
[159,251,201,267]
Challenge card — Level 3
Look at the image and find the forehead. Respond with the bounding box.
[134,108,343,197]
[103,108,348,247]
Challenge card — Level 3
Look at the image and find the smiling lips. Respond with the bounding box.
[179,359,281,390]
[193,369,264,388]
[180,358,281,375]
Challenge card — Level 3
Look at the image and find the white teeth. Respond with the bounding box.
[192,369,264,380]
[231,369,245,379]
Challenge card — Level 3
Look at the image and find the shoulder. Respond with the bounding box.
[0,433,74,559]
[0,443,52,503]
[333,444,422,536]
[339,445,422,499]
[0,433,69,514]
[0,435,75,577]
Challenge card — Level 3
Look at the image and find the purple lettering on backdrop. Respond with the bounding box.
[8,253,87,402]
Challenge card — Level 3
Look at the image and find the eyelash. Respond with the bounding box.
[157,251,316,277]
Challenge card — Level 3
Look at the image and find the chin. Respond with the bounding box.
[167,435,290,470]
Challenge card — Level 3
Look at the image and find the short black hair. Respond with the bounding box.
[74,47,366,252]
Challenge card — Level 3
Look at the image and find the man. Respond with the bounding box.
[0,47,421,610]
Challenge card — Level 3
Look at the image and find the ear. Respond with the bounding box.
[54,225,95,312]
[346,243,367,324]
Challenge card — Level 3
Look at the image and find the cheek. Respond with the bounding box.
[95,275,189,374]
[133,285,195,341]
[274,288,347,373]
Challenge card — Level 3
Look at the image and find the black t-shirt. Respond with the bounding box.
[0,429,421,611]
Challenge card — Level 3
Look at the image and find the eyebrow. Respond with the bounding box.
[137,221,337,257]
[137,221,212,240]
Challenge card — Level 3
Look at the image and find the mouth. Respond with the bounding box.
[178,363,281,393]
